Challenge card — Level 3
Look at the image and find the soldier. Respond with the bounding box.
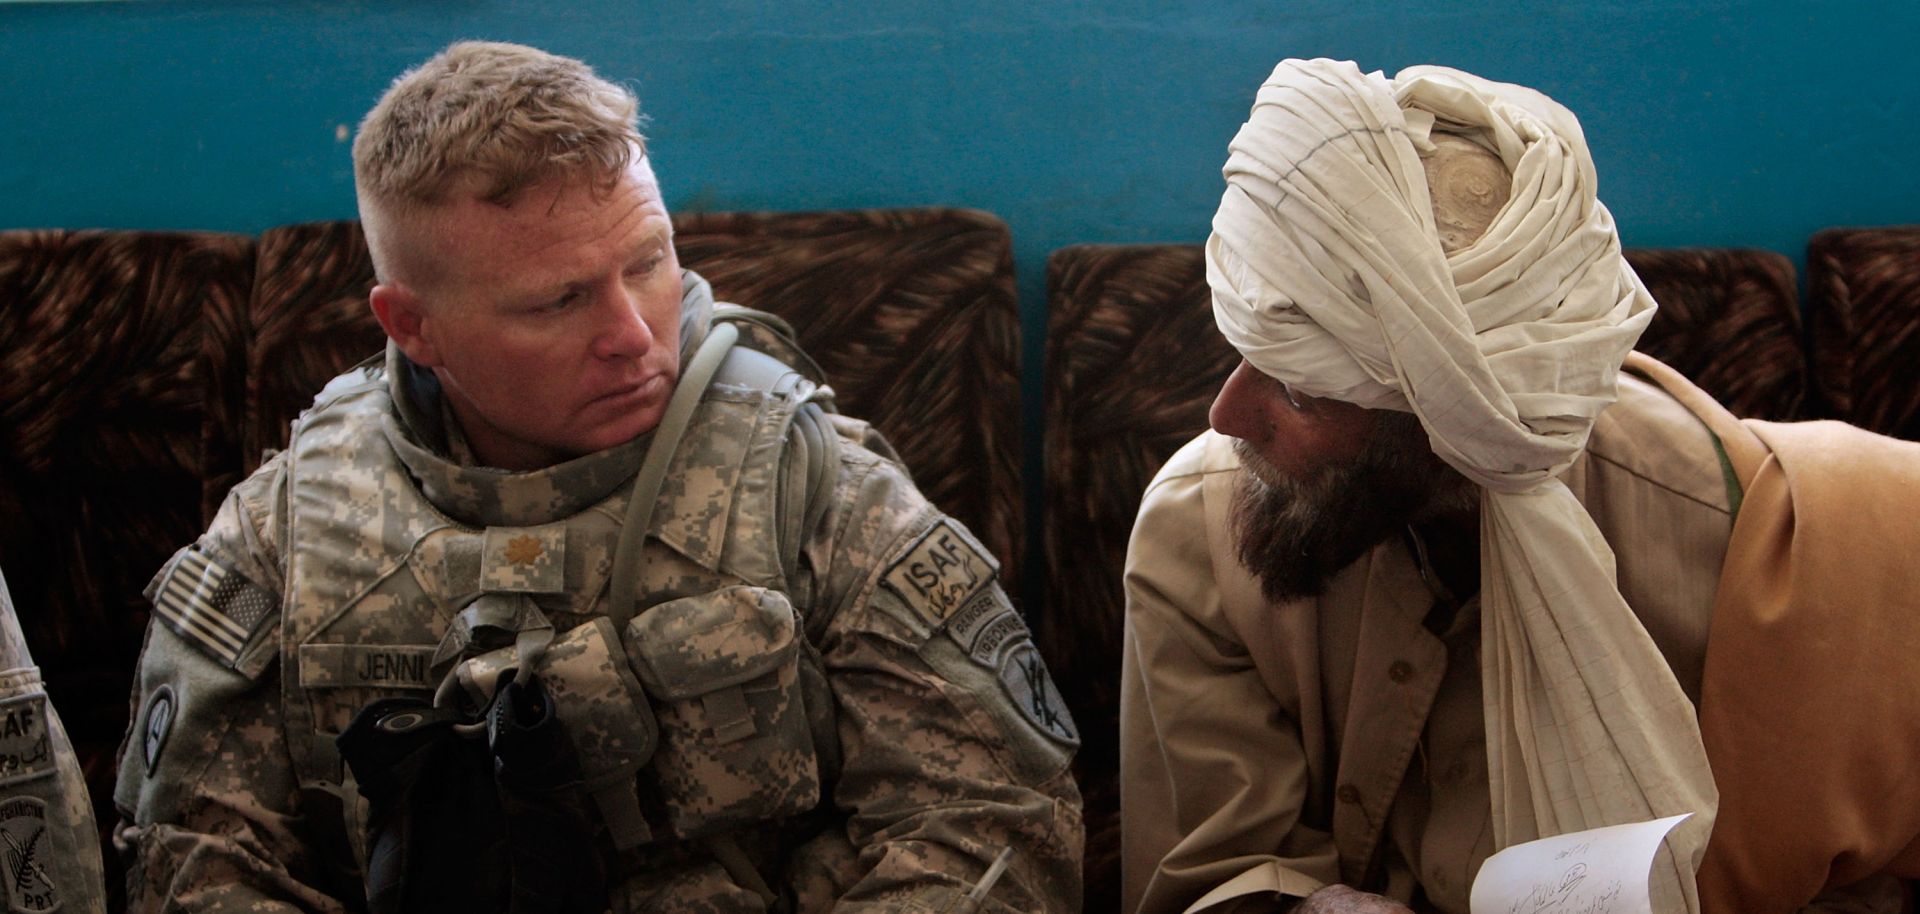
[0,569,106,914]
[114,41,1081,913]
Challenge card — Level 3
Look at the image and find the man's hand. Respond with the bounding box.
[1291,884,1417,913]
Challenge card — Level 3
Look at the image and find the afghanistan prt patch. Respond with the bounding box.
[151,548,275,667]
[0,796,57,913]
[0,696,52,788]
[881,519,997,628]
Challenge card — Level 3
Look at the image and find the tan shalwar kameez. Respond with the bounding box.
[1120,372,1730,914]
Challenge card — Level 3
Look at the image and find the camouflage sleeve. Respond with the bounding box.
[0,569,108,914]
[112,456,350,913]
[802,431,1084,913]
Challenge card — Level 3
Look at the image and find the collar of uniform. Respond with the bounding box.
[375,270,721,528]
[381,404,650,528]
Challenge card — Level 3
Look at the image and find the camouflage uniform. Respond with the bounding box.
[0,570,106,914]
[113,274,1083,913]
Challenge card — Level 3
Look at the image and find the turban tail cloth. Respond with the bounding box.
[1207,59,1715,913]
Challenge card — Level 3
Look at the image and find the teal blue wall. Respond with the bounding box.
[7,0,1916,328]
[6,2,1915,253]
[5,1,1915,591]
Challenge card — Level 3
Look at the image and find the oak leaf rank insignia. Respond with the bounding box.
[503,535,544,565]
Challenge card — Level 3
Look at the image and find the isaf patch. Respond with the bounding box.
[0,696,52,788]
[151,548,275,667]
[882,519,997,627]
[0,796,56,912]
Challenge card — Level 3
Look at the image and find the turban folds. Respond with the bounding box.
[1208,59,1715,912]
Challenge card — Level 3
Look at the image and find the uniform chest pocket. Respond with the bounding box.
[298,644,439,735]
[626,585,820,839]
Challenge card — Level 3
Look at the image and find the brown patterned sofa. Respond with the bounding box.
[6,210,1918,910]
[0,208,1023,905]
[1038,236,1920,912]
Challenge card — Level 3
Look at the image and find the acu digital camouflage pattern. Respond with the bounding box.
[626,585,821,840]
[113,277,1082,913]
[0,571,106,914]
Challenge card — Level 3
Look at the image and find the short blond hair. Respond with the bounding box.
[353,41,644,208]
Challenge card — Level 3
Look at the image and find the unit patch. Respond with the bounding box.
[0,696,51,788]
[150,548,275,667]
[141,686,175,777]
[944,589,1025,669]
[999,643,1078,747]
[0,796,56,912]
[882,519,997,627]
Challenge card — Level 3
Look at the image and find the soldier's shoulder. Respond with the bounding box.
[153,453,290,678]
[144,542,282,678]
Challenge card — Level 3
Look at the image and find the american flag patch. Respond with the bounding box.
[151,549,276,667]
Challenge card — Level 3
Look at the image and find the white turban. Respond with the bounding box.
[1208,59,1715,912]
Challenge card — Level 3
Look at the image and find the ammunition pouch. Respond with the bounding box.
[627,585,822,839]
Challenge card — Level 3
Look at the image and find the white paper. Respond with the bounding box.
[1470,813,1691,914]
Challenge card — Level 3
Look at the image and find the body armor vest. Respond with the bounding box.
[279,329,842,867]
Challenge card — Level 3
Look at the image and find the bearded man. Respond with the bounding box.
[1120,59,1920,914]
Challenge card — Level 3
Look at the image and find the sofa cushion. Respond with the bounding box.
[1807,226,1920,437]
[244,220,386,470]
[1623,247,1807,421]
[0,229,254,845]
[671,208,1025,590]
[243,208,1025,590]
[1039,243,1236,912]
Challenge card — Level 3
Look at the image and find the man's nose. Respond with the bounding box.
[591,284,654,360]
[1208,360,1265,442]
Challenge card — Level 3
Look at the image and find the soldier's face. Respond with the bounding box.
[376,159,683,471]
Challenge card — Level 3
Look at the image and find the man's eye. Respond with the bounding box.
[626,252,665,277]
[1279,382,1306,410]
[538,293,578,313]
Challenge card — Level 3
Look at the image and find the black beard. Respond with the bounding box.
[1228,411,1467,602]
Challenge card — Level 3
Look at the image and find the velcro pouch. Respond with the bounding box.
[625,585,820,839]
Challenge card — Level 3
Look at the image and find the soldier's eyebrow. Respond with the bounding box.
[627,226,670,264]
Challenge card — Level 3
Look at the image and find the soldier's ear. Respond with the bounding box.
[370,283,443,368]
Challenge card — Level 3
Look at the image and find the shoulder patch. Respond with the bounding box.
[0,695,52,787]
[139,686,175,777]
[0,796,56,912]
[881,519,998,628]
[149,548,277,668]
[999,643,1078,747]
[942,588,1031,674]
